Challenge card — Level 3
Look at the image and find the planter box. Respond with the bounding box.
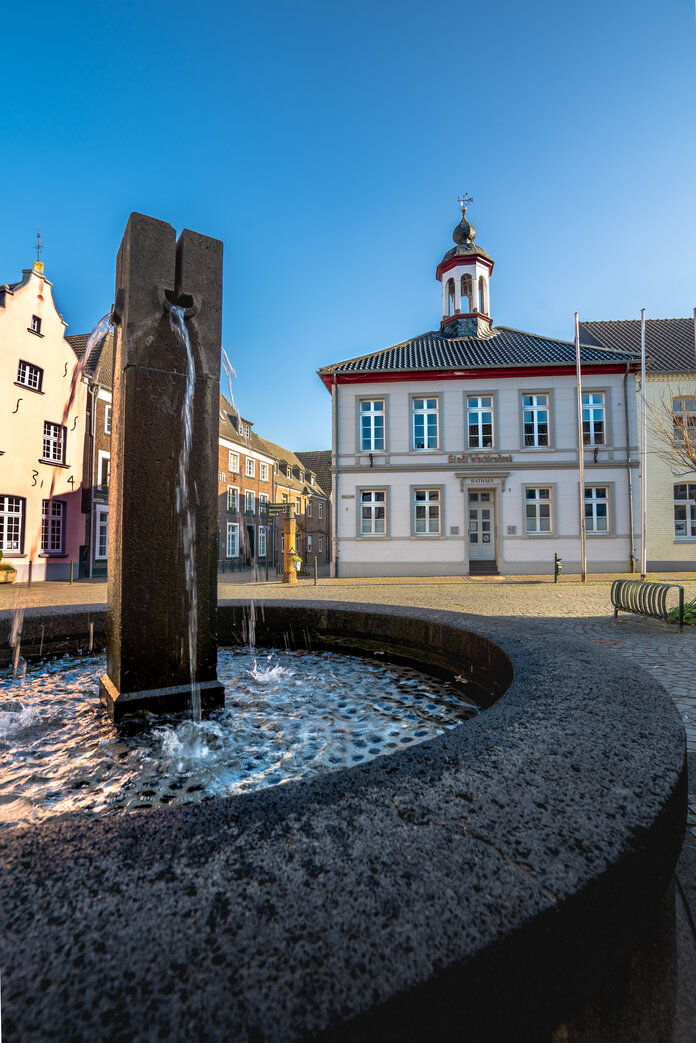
[0,570,17,584]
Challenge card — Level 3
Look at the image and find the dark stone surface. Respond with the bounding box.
[0,602,687,1041]
[104,213,224,716]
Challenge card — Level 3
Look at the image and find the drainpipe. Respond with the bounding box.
[623,363,636,573]
[332,373,338,577]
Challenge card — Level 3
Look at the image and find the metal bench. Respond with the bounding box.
[611,579,685,630]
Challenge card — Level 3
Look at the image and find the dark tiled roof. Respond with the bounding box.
[319,325,638,376]
[580,319,696,374]
[218,395,271,457]
[256,437,329,499]
[296,450,332,499]
[67,330,114,382]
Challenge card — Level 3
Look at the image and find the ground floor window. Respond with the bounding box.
[0,495,24,553]
[226,521,239,557]
[413,488,440,535]
[585,486,608,533]
[41,499,66,554]
[360,490,386,535]
[258,525,267,558]
[525,488,551,534]
[674,483,696,538]
[95,506,109,559]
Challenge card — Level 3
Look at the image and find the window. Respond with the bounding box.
[42,421,66,463]
[0,496,24,552]
[522,394,549,447]
[243,423,251,439]
[259,493,269,515]
[245,490,255,514]
[95,505,109,559]
[17,360,43,391]
[282,493,288,503]
[97,451,110,491]
[281,534,285,553]
[307,500,313,518]
[461,273,473,312]
[258,526,267,558]
[228,451,239,473]
[308,474,314,486]
[360,400,385,452]
[585,487,609,533]
[260,462,269,482]
[307,535,313,553]
[318,502,323,520]
[478,276,488,315]
[674,484,696,538]
[226,522,239,557]
[104,404,112,435]
[468,396,493,448]
[319,535,324,552]
[360,490,386,535]
[412,397,439,450]
[413,489,441,535]
[582,392,605,446]
[446,278,455,316]
[227,486,239,512]
[246,458,255,478]
[30,315,41,334]
[295,498,302,515]
[673,397,696,442]
[41,499,66,554]
[525,488,552,534]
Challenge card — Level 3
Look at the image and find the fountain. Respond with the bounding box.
[98,213,225,721]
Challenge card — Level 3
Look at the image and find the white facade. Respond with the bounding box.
[332,373,640,577]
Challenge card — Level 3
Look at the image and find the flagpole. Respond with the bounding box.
[575,313,587,582]
[640,308,647,579]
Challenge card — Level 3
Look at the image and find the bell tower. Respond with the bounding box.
[436,195,494,337]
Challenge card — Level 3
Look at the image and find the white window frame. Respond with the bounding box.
[259,493,269,516]
[673,397,696,443]
[0,495,24,553]
[245,490,255,514]
[296,498,302,514]
[228,451,239,474]
[522,393,549,448]
[585,486,609,534]
[467,396,494,449]
[17,360,43,392]
[227,486,239,512]
[226,521,239,557]
[245,457,255,478]
[97,450,110,490]
[307,500,313,518]
[318,535,324,552]
[412,397,439,451]
[104,404,112,435]
[258,525,267,558]
[413,488,441,536]
[360,489,387,536]
[359,399,386,452]
[307,534,313,553]
[260,462,269,482]
[41,499,66,555]
[30,314,41,334]
[318,502,323,520]
[582,392,605,446]
[42,421,66,463]
[524,487,552,535]
[674,483,696,539]
[95,505,109,560]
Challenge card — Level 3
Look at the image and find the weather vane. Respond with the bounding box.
[458,193,473,214]
[35,226,44,262]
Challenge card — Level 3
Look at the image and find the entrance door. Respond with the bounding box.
[246,525,255,564]
[468,490,496,560]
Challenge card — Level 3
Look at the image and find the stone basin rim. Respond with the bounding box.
[0,599,687,1042]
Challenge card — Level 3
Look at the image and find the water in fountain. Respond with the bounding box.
[82,313,112,370]
[168,305,200,721]
[0,647,481,827]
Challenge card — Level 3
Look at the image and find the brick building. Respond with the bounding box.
[255,438,331,568]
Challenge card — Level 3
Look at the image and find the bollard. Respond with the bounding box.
[266,559,269,582]
[27,561,32,589]
[554,553,562,583]
[314,556,318,586]
[69,560,74,585]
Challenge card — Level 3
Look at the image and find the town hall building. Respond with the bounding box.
[319,203,642,577]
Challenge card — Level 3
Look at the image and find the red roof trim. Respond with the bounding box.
[320,363,639,390]
[436,254,494,280]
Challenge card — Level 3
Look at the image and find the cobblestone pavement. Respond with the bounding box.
[4,570,696,828]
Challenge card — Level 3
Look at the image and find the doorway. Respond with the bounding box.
[246,525,255,565]
[468,489,496,562]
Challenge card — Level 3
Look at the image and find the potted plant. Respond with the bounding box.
[0,550,17,584]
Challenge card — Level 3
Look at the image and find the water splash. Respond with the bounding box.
[10,608,25,680]
[220,345,248,444]
[82,313,112,371]
[168,306,200,722]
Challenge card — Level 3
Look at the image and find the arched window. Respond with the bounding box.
[446,279,455,316]
[478,276,487,315]
[461,274,472,313]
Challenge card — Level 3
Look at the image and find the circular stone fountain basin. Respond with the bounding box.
[0,600,687,1042]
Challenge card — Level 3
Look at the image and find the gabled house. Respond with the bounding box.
[318,206,641,577]
[0,261,88,580]
[255,437,331,568]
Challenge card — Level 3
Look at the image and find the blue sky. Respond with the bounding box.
[1,1,694,450]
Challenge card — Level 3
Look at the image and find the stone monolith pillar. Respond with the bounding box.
[99,213,225,721]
